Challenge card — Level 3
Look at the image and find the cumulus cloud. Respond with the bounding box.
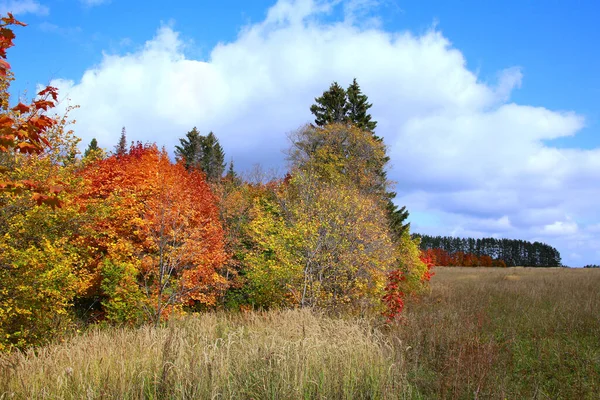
[48,0,598,266]
[0,0,48,16]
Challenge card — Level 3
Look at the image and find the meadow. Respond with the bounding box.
[1,267,598,399]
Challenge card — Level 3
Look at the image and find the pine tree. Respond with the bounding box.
[115,127,127,157]
[310,82,348,126]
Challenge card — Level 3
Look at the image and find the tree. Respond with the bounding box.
[346,78,377,132]
[310,81,348,127]
[80,144,228,325]
[244,172,395,313]
[83,138,105,163]
[175,128,225,183]
[115,127,127,157]
[0,14,62,208]
[200,132,225,183]
[84,138,98,156]
[175,127,202,170]
[287,123,389,195]
[225,159,238,182]
[309,80,410,237]
[0,106,92,351]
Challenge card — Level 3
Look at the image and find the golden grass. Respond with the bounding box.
[1,267,599,399]
[0,310,412,399]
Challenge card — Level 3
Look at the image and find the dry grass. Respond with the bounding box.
[399,267,600,399]
[1,267,599,399]
[0,311,411,399]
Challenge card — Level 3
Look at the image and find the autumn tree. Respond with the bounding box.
[310,80,410,237]
[244,172,395,313]
[80,144,228,325]
[0,15,62,207]
[0,106,94,351]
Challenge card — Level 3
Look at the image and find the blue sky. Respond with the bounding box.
[3,0,600,266]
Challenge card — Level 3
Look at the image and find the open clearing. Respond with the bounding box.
[1,267,599,399]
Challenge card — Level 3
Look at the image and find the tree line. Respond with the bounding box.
[0,15,432,351]
[413,234,562,267]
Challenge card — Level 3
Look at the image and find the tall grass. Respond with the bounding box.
[1,267,599,399]
[399,267,600,399]
[0,310,412,399]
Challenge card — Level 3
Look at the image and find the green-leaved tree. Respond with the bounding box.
[175,128,226,183]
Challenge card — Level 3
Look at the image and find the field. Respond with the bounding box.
[1,267,599,399]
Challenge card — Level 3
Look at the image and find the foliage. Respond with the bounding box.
[83,137,105,162]
[346,78,377,132]
[79,144,228,325]
[0,106,93,351]
[243,170,395,314]
[310,80,410,236]
[0,14,63,208]
[415,234,561,267]
[175,127,225,182]
[310,81,348,127]
[288,123,389,195]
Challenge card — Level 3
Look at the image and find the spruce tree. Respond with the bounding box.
[115,127,127,157]
[84,138,99,158]
[310,82,348,126]
[346,78,377,132]
[225,159,238,181]
[200,132,226,183]
[175,127,202,169]
[175,128,225,183]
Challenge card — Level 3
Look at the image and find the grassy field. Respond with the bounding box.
[1,267,599,399]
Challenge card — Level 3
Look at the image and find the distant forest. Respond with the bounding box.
[413,234,562,267]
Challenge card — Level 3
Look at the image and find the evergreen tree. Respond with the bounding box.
[310,82,348,126]
[225,159,239,182]
[175,128,225,183]
[200,132,226,183]
[175,127,202,169]
[346,78,377,132]
[115,127,127,157]
[84,138,99,158]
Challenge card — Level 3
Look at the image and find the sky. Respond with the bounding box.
[3,0,600,266]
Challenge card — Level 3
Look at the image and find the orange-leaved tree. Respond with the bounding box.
[80,143,228,325]
[0,13,62,208]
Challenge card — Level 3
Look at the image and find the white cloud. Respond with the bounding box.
[48,0,599,266]
[0,0,48,16]
[540,219,579,236]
